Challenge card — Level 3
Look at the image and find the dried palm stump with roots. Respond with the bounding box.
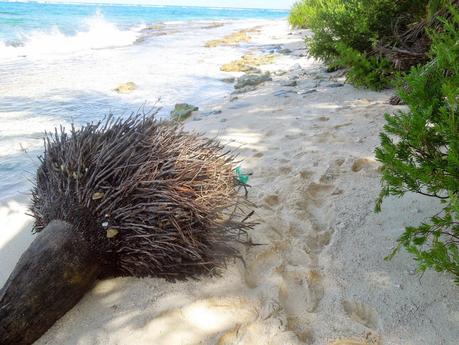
[0,114,253,345]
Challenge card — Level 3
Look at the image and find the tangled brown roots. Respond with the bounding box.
[30,113,252,280]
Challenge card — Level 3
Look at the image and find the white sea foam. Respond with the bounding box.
[0,12,141,60]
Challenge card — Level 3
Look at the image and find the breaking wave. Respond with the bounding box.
[0,11,141,59]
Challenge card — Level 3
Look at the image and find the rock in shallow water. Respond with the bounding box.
[170,103,199,121]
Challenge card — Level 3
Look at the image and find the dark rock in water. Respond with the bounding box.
[234,72,271,89]
[230,95,239,102]
[170,103,199,121]
[114,82,137,94]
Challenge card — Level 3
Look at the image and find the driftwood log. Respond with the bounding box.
[0,221,102,345]
[0,113,252,345]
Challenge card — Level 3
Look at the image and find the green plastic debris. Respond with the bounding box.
[235,166,249,184]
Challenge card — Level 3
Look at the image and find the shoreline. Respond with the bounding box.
[2,21,458,345]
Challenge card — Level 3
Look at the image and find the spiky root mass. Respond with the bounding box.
[30,114,252,280]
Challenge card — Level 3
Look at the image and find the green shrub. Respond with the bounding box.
[375,7,459,281]
[288,0,314,28]
[289,0,430,89]
[335,43,393,90]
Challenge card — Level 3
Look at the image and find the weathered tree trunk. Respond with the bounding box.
[0,220,102,345]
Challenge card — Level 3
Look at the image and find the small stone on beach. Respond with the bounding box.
[170,103,199,121]
[114,82,137,94]
[234,72,271,89]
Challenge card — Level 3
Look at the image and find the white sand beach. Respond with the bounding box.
[2,21,458,345]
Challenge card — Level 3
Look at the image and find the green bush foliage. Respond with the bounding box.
[288,0,429,89]
[288,0,315,28]
[335,43,393,90]
[375,7,459,281]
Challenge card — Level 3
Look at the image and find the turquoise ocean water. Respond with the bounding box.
[0,1,288,201]
[0,2,287,42]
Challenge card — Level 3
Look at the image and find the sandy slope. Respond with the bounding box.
[9,21,459,345]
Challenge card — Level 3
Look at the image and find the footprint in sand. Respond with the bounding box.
[295,182,335,233]
[263,194,280,207]
[342,300,379,330]
[279,267,324,314]
[305,182,335,207]
[299,169,314,180]
[138,297,257,345]
[285,316,314,344]
[304,231,332,254]
[279,166,292,175]
[319,158,346,184]
[243,249,281,289]
[315,131,337,144]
